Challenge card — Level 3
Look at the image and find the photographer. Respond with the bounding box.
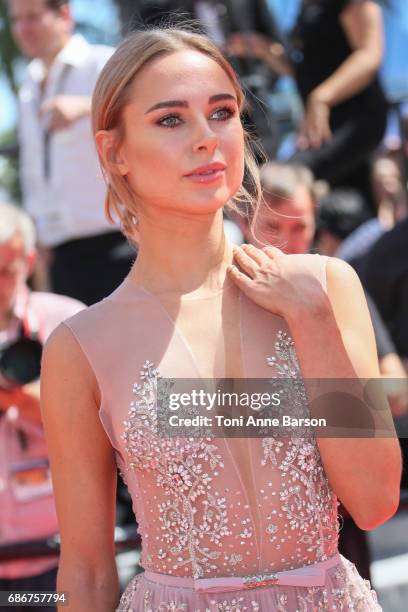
[0,202,84,610]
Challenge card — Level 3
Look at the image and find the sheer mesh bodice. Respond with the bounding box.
[63,253,381,611]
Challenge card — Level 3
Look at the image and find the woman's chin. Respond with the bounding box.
[186,187,235,210]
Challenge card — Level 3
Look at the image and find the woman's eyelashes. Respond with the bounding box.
[156,106,236,129]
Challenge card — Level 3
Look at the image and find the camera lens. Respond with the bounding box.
[0,338,43,387]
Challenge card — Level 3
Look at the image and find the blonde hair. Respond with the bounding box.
[91,24,263,242]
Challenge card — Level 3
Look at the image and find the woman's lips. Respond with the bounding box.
[184,168,225,183]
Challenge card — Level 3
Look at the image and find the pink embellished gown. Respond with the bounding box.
[63,253,382,611]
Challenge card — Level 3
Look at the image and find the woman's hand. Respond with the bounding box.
[225,32,271,60]
[224,33,292,77]
[295,1,383,150]
[227,244,328,320]
[297,91,332,150]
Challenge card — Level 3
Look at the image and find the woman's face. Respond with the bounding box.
[116,49,245,217]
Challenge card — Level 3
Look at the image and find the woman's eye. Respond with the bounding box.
[211,106,235,121]
[157,106,235,129]
[158,114,182,128]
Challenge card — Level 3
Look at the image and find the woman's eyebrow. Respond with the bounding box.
[145,93,237,114]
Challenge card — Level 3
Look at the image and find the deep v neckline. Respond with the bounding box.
[119,275,263,560]
[121,276,246,381]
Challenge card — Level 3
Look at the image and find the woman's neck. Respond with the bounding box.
[127,210,235,296]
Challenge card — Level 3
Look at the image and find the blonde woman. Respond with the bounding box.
[40,26,401,611]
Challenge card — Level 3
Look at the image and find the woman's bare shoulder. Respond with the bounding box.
[42,320,101,405]
[324,255,362,287]
[62,296,113,331]
[283,252,326,262]
[281,252,330,274]
[284,253,354,276]
[43,319,84,355]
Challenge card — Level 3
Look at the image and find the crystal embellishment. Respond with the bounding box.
[242,572,279,589]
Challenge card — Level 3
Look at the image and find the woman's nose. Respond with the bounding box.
[192,122,219,153]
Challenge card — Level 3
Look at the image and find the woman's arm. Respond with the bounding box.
[229,245,401,529]
[312,1,384,108]
[40,323,120,611]
[298,1,384,149]
[285,257,402,530]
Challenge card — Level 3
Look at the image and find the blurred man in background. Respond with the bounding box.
[9,0,136,305]
[0,202,84,610]
[239,161,317,253]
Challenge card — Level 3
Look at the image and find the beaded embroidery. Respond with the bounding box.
[263,330,339,561]
[121,360,229,579]
[116,331,382,611]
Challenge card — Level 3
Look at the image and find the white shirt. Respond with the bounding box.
[19,34,116,247]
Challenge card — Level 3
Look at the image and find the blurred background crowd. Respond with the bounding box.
[0,1,408,610]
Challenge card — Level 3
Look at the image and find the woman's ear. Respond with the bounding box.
[95,129,129,176]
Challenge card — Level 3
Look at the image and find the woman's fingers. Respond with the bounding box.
[323,121,332,143]
[240,243,269,265]
[312,120,330,148]
[296,121,310,150]
[310,129,322,149]
[232,245,258,277]
[227,263,253,291]
[262,245,284,259]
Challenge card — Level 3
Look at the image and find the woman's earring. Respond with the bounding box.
[132,215,139,226]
